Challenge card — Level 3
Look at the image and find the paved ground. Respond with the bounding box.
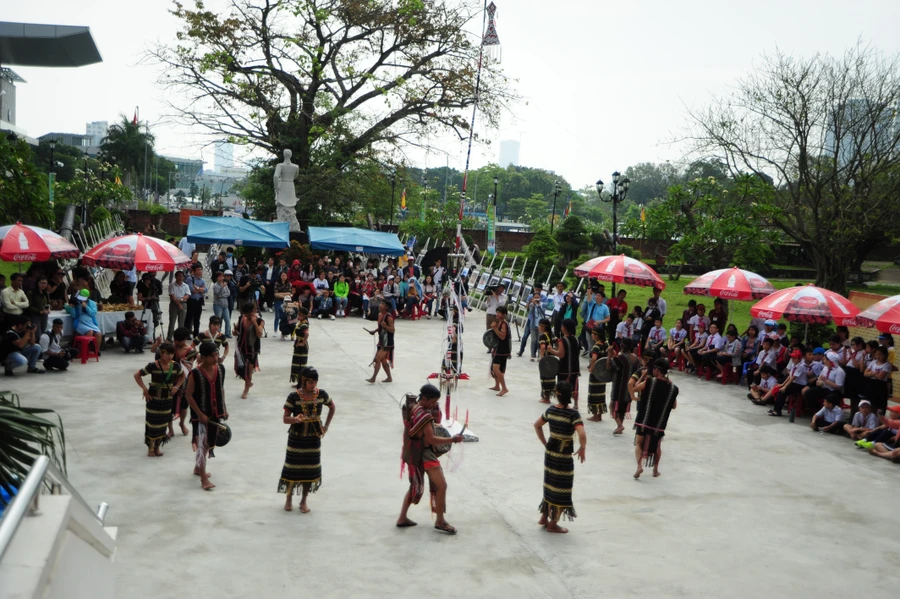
[6,307,900,598]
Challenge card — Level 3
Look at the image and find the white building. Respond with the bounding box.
[214,140,234,172]
[85,120,108,146]
[498,139,520,168]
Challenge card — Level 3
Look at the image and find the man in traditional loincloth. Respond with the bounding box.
[396,384,463,534]
[185,342,229,491]
[631,358,678,480]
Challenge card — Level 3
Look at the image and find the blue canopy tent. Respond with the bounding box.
[186,216,290,248]
[307,227,405,256]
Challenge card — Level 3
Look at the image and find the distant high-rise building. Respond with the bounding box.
[85,120,108,146]
[214,140,234,172]
[825,99,898,168]
[498,139,520,168]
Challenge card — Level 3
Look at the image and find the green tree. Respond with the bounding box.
[623,162,682,205]
[188,180,199,204]
[686,43,900,293]
[55,161,133,226]
[100,115,154,191]
[523,228,560,285]
[398,200,477,246]
[34,141,88,184]
[0,136,53,226]
[554,215,590,260]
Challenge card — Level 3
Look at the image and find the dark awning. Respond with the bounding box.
[0,22,102,67]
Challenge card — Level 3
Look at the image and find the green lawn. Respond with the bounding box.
[0,262,29,280]
[599,276,899,334]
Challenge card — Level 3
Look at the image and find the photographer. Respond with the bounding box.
[517,289,545,360]
[137,273,163,330]
[40,318,76,371]
[484,283,507,332]
[117,311,148,353]
[1,314,44,376]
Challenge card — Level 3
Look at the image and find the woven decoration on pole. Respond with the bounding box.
[0,222,80,262]
[573,254,666,290]
[854,295,900,334]
[684,267,776,301]
[749,284,859,326]
[81,233,191,271]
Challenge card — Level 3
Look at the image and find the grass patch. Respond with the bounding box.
[0,262,30,279]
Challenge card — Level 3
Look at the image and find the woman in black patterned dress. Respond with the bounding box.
[133,342,184,456]
[551,318,581,410]
[533,381,586,534]
[586,326,609,422]
[279,367,337,513]
[610,338,640,435]
[289,307,310,383]
[538,318,555,403]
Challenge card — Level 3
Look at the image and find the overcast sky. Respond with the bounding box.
[7,0,900,188]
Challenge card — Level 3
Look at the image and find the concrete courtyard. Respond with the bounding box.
[5,308,900,598]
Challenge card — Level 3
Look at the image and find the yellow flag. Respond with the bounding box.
[115,175,122,186]
[640,206,646,222]
[400,187,407,209]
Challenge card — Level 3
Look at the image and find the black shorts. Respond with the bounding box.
[716,355,731,365]
[492,355,508,373]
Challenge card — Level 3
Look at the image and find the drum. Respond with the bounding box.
[210,420,232,447]
[538,355,559,379]
[590,356,613,384]
[482,330,500,349]
[432,424,452,457]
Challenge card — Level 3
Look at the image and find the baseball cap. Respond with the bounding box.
[859,400,871,408]
[878,333,892,341]
[887,406,900,414]
[825,351,840,363]
[813,347,825,355]
[764,319,776,327]
[77,289,90,301]
[790,349,802,358]
[224,270,233,275]
[388,275,394,280]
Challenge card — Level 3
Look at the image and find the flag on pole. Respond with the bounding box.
[640,206,646,222]
[115,175,122,186]
[564,200,571,218]
[400,187,407,210]
[132,107,138,126]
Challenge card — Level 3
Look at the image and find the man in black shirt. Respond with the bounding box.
[1,315,44,376]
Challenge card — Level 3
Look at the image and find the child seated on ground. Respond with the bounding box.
[280,301,299,339]
[844,399,878,440]
[810,394,844,434]
[855,407,900,450]
[749,365,778,404]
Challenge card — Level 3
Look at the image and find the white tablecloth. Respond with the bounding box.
[50,310,150,338]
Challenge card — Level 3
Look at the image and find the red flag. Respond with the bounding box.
[132,107,138,126]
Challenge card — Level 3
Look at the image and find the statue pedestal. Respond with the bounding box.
[276,203,301,232]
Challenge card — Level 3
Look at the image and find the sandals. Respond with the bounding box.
[767,410,782,417]
[434,522,457,535]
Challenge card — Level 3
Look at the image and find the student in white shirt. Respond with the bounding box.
[746,336,777,390]
[715,330,743,378]
[697,323,724,372]
[685,322,709,372]
[749,365,778,404]
[615,315,636,344]
[661,318,688,363]
[645,317,667,355]
[811,395,844,433]
[770,349,808,417]
[863,346,893,413]
[844,399,879,440]
[802,351,846,414]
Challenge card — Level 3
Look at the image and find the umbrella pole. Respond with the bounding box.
[804,322,808,344]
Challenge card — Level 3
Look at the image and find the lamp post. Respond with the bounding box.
[389,171,396,226]
[48,139,56,205]
[492,175,499,216]
[82,153,90,225]
[549,180,561,234]
[596,171,631,293]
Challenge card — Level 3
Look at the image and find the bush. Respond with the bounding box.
[149,204,168,216]
[91,206,111,223]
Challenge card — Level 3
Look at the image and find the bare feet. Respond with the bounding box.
[241,391,249,399]
[634,464,643,479]
[653,469,661,478]
[180,422,189,436]
[299,502,310,513]
[538,515,548,527]
[201,478,216,490]
[194,468,212,477]
[366,377,376,384]
[382,378,392,383]
[488,386,500,391]
[192,442,198,452]
[284,499,293,511]
[166,429,175,439]
[587,415,602,422]
[496,389,508,397]
[546,524,568,533]
[613,427,625,435]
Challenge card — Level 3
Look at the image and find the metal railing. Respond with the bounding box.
[0,456,109,562]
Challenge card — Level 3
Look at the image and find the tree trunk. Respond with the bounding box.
[811,247,850,295]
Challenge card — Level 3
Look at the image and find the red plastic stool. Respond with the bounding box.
[721,364,737,385]
[74,335,99,364]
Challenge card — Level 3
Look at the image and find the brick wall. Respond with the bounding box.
[124,209,222,239]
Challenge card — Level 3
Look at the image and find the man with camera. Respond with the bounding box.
[117,311,149,353]
[484,283,507,330]
[1,314,44,376]
[137,272,164,332]
[40,318,76,371]
[517,289,545,360]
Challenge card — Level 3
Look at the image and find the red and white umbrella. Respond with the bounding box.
[81,233,191,272]
[0,222,80,262]
[684,267,776,301]
[573,254,666,290]
[854,295,900,334]
[750,284,859,326]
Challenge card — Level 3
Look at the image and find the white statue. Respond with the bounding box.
[274,149,301,232]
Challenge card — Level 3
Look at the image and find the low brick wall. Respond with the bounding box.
[124,209,222,238]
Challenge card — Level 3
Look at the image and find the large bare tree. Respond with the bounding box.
[151,0,510,210]
[685,43,900,293]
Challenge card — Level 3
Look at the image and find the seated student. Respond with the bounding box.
[314,289,335,320]
[716,329,743,378]
[615,314,637,345]
[630,306,645,345]
[685,321,709,372]
[776,323,789,348]
[856,407,900,450]
[862,346,893,413]
[774,337,791,373]
[116,311,148,353]
[662,318,688,362]
[696,323,724,373]
[740,325,760,365]
[769,349,808,417]
[809,347,826,377]
[644,317,667,356]
[681,299,697,341]
[803,351,846,411]
[844,399,879,440]
[40,318,75,372]
[844,337,868,412]
[761,319,779,341]
[746,336,777,389]
[641,298,662,344]
[749,365,779,404]
[810,394,845,434]
[827,335,848,366]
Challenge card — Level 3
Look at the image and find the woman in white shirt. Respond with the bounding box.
[685,322,709,373]
[802,351,846,413]
[863,346,893,413]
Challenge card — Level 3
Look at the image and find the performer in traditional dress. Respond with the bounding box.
[550,318,581,410]
[586,325,609,422]
[279,367,336,513]
[631,358,678,479]
[185,342,229,491]
[194,315,229,361]
[234,301,264,399]
[609,338,640,435]
[289,307,310,383]
[533,381,586,534]
[538,318,556,403]
[366,301,395,383]
[169,327,198,437]
[489,305,511,396]
[133,342,184,456]
[396,384,463,534]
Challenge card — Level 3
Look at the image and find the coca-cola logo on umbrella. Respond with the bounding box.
[750,278,767,288]
[625,263,645,274]
[890,324,900,334]
[796,296,819,309]
[13,254,36,261]
[111,243,132,256]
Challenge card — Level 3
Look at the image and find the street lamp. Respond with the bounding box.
[595,171,630,256]
[48,139,56,173]
[492,175,499,216]
[549,180,562,233]
[389,170,396,226]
